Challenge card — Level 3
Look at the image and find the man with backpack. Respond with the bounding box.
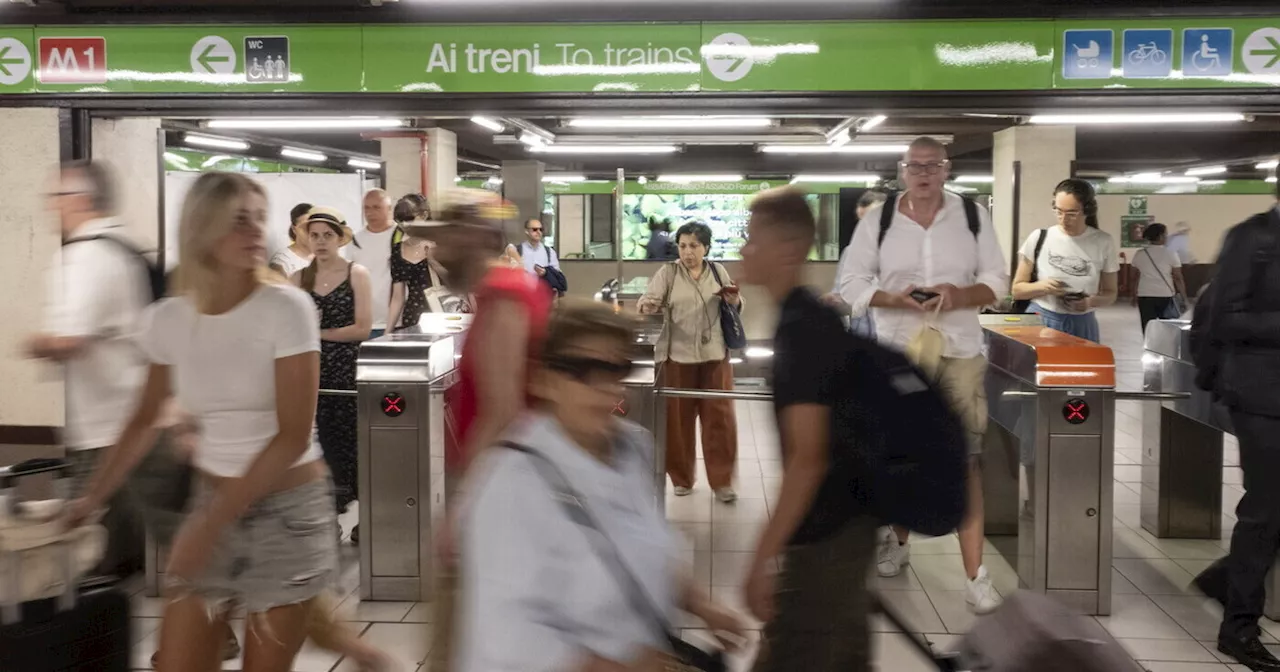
[1189,185,1280,672]
[740,186,969,671]
[25,160,150,579]
[837,136,1010,614]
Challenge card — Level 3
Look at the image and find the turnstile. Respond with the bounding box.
[356,315,469,602]
[981,317,1118,615]
[1141,319,1228,540]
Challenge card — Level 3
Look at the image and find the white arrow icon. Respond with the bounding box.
[190,36,236,75]
[0,38,32,87]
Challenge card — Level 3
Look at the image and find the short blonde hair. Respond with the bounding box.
[172,172,275,309]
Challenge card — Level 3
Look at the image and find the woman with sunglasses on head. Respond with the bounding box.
[1011,178,1119,343]
[456,300,748,672]
[388,193,445,331]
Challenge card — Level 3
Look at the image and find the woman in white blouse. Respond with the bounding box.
[1130,222,1189,334]
[457,301,747,672]
[269,202,314,278]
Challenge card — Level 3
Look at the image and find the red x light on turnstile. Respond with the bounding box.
[612,398,628,417]
[381,392,405,418]
[1062,398,1090,424]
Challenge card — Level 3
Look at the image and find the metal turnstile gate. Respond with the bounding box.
[356,316,468,602]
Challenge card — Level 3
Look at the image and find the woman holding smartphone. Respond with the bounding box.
[1011,178,1119,343]
[637,221,742,503]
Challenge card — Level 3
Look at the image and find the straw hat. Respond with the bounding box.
[402,187,518,237]
[305,206,356,247]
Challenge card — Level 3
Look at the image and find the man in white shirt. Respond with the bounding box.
[351,189,397,337]
[519,218,559,276]
[25,161,149,576]
[838,137,1010,614]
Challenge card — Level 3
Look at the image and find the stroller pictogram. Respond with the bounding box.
[1075,40,1101,69]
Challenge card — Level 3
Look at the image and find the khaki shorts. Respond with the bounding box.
[934,355,989,457]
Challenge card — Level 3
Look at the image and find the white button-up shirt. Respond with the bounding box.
[46,219,150,450]
[838,192,1009,359]
[456,413,680,671]
[519,241,559,275]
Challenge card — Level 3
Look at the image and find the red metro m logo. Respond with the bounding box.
[38,37,107,84]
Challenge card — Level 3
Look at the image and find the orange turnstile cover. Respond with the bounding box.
[985,324,1116,388]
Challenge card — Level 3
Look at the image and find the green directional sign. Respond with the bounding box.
[0,30,34,88]
[362,23,703,93]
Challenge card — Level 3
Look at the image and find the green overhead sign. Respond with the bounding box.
[2,18,1280,95]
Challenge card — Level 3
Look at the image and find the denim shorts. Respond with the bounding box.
[169,477,338,615]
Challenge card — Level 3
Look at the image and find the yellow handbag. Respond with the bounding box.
[905,301,946,380]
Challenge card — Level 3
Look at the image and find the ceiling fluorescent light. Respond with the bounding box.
[1028,112,1246,125]
[281,147,327,162]
[184,133,249,151]
[956,175,994,183]
[486,176,503,185]
[542,174,586,182]
[1268,177,1278,183]
[518,132,548,148]
[530,144,679,155]
[1185,165,1226,176]
[791,174,880,183]
[470,116,504,132]
[568,116,773,130]
[207,117,407,131]
[859,115,887,131]
[760,144,908,155]
[1256,160,1279,170]
[1109,174,1199,184]
[826,128,852,147]
[656,174,744,183]
[348,158,382,170]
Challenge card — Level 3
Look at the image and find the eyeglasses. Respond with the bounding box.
[899,161,950,176]
[545,355,633,385]
[1052,206,1084,219]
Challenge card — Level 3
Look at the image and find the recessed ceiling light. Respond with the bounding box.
[207,118,407,131]
[529,144,680,155]
[956,175,995,183]
[1185,165,1226,176]
[348,158,382,170]
[760,144,908,155]
[184,133,249,151]
[656,174,744,182]
[1257,160,1279,170]
[470,116,504,132]
[790,174,880,183]
[860,115,887,131]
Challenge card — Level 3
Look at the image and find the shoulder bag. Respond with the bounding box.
[706,262,747,350]
[498,441,726,672]
[1141,247,1186,317]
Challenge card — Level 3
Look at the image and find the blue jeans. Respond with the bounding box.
[1031,304,1101,343]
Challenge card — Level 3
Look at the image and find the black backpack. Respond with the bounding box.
[877,192,981,247]
[63,234,165,302]
[844,332,968,537]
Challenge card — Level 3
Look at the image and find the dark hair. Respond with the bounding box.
[62,160,116,215]
[394,193,429,224]
[648,216,672,233]
[750,186,816,242]
[1143,222,1168,243]
[288,203,313,241]
[858,188,889,210]
[674,221,713,250]
[1054,178,1099,229]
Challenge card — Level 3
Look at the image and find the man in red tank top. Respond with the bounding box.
[403,189,552,672]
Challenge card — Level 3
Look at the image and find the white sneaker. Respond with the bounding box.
[876,537,910,578]
[715,488,737,504]
[673,486,693,497]
[966,566,1003,614]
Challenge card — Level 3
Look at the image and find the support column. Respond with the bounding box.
[91,117,162,250]
[992,125,1076,275]
[501,160,544,245]
[0,108,64,434]
[425,128,456,212]
[379,136,424,202]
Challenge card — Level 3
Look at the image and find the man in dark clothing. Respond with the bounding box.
[1194,184,1280,672]
[739,186,876,672]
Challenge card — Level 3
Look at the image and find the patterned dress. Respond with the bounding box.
[390,240,434,330]
[310,264,360,513]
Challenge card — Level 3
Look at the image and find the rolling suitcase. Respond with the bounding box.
[0,458,131,672]
[876,590,1142,672]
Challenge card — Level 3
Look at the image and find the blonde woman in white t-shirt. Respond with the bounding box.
[64,173,388,672]
[1131,222,1189,334]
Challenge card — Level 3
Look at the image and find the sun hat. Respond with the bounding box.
[305,206,356,247]
[401,187,518,237]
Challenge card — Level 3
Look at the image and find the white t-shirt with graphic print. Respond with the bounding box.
[1020,225,1119,315]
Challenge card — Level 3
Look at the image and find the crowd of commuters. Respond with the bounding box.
[28,141,1280,672]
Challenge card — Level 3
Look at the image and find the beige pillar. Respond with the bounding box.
[91,117,162,251]
[379,136,424,203]
[0,108,64,433]
[425,127,457,212]
[992,125,1077,275]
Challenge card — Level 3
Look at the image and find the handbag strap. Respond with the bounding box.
[497,440,673,644]
[1142,247,1178,295]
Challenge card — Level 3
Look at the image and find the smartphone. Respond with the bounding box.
[910,289,939,303]
[717,285,740,296]
[1062,291,1088,302]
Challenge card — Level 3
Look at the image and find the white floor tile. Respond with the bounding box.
[871,589,947,635]
[1095,594,1194,640]
[1118,638,1219,663]
[332,622,430,672]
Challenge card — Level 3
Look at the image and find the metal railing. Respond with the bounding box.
[319,388,358,397]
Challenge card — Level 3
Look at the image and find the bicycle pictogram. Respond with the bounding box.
[1127,41,1168,67]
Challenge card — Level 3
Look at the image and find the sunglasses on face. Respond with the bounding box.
[528,227,543,233]
[545,355,633,384]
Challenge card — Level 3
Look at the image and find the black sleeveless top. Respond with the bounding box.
[308,263,359,389]
[390,240,436,329]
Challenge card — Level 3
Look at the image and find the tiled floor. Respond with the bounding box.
[124,306,1260,671]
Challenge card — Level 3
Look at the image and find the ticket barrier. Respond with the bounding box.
[980,315,1184,615]
[1140,319,1229,540]
[355,315,469,602]
[1141,319,1280,619]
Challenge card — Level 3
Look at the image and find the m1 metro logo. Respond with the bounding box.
[38,37,107,84]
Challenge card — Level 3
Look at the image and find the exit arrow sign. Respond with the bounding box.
[197,44,230,73]
[189,35,236,76]
[1250,35,1280,69]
